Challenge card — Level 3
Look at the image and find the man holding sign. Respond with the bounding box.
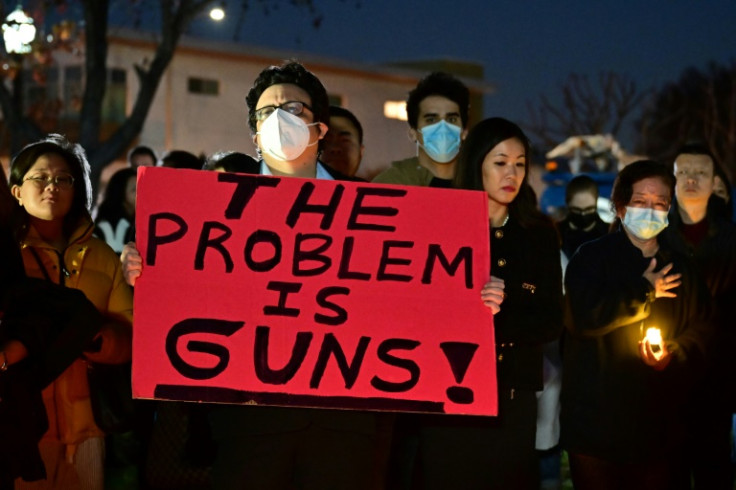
[123,62,497,489]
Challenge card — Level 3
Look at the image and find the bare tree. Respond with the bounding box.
[637,61,736,183]
[525,71,649,150]
[0,0,330,192]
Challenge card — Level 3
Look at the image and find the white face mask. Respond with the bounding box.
[256,108,318,161]
[622,206,669,240]
[418,120,462,163]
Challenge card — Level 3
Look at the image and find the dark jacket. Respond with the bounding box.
[557,214,609,260]
[1,277,103,484]
[663,202,736,407]
[491,216,564,391]
[560,229,712,462]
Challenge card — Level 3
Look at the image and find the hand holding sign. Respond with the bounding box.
[121,242,142,287]
[480,276,505,315]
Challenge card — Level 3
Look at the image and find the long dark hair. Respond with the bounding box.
[454,117,551,229]
[0,165,15,228]
[96,167,137,223]
[9,134,93,240]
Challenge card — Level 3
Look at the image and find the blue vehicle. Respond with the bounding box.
[539,160,617,223]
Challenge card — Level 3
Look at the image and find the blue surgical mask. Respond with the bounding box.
[418,120,462,163]
[622,206,669,240]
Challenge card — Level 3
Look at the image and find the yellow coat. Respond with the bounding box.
[19,218,133,447]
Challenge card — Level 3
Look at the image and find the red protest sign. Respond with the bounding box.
[132,167,496,416]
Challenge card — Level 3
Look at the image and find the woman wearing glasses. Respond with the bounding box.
[9,134,133,489]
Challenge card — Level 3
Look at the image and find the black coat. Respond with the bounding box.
[491,216,564,391]
[663,203,736,408]
[561,229,712,462]
[557,214,609,260]
[1,276,103,485]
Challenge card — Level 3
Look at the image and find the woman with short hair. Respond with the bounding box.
[561,160,712,490]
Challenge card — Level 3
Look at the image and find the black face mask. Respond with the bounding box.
[568,211,597,230]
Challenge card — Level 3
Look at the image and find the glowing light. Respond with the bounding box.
[645,327,663,360]
[384,101,407,121]
[209,7,225,21]
[2,6,36,54]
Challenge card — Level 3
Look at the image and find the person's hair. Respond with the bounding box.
[713,162,732,193]
[127,145,157,166]
[454,117,551,230]
[246,60,329,133]
[202,151,258,172]
[611,160,676,217]
[9,134,93,239]
[565,175,599,204]
[96,167,137,222]
[160,150,204,170]
[674,142,719,173]
[0,165,14,228]
[328,106,364,144]
[406,72,470,129]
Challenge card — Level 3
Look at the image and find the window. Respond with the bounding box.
[188,77,219,96]
[63,65,83,118]
[384,100,407,121]
[328,94,343,107]
[102,68,127,123]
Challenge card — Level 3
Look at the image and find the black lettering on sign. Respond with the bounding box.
[377,240,414,282]
[371,338,421,393]
[347,187,406,232]
[337,236,371,281]
[422,245,474,289]
[314,286,350,326]
[147,212,188,265]
[309,333,371,389]
[218,173,280,219]
[293,233,332,276]
[195,221,233,272]
[286,182,344,230]
[264,281,302,317]
[440,341,479,404]
[244,230,282,272]
[166,318,245,380]
[254,326,313,385]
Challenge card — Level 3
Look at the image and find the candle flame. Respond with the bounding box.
[645,327,662,345]
[645,327,663,360]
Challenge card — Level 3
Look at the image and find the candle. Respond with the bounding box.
[645,327,663,360]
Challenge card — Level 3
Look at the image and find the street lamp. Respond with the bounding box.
[3,5,36,55]
[209,6,225,21]
[2,5,36,152]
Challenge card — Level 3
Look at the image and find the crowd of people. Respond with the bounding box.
[0,59,734,490]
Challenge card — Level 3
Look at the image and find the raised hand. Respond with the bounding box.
[642,258,681,299]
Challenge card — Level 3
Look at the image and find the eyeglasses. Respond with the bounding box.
[23,174,75,190]
[253,101,313,122]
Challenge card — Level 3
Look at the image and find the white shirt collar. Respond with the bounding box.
[259,160,334,181]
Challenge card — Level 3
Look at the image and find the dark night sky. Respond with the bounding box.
[120,0,734,149]
[15,0,734,149]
